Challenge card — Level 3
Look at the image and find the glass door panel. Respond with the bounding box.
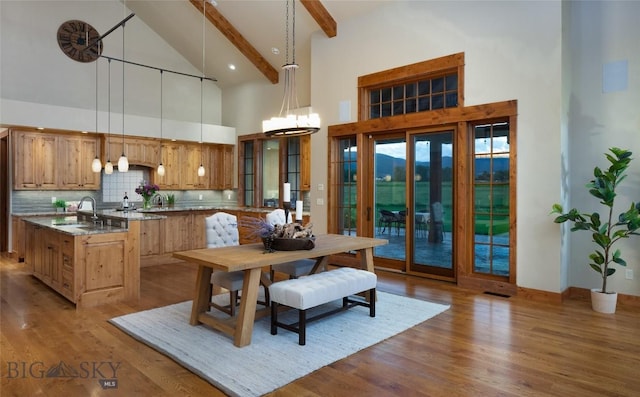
[473,122,510,277]
[262,139,279,207]
[409,131,454,277]
[373,137,406,262]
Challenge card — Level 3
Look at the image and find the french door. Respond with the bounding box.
[371,130,454,279]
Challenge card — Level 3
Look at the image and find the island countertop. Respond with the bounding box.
[22,215,130,236]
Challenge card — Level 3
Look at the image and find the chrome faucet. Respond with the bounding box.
[78,196,98,220]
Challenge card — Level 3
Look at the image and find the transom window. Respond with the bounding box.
[369,73,458,118]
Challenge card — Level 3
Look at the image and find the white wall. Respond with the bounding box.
[305,0,565,293]
[566,1,640,296]
[0,0,234,143]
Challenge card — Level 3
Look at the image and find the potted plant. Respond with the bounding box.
[53,199,67,213]
[551,147,640,313]
[167,194,175,208]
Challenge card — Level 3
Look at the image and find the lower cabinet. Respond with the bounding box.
[24,222,139,308]
[140,211,216,267]
[139,209,309,266]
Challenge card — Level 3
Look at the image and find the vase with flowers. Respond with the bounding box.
[135,181,160,209]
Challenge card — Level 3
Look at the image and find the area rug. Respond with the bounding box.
[109,292,449,396]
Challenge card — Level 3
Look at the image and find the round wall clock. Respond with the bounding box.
[57,20,103,63]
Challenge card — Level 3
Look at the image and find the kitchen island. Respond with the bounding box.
[21,210,164,309]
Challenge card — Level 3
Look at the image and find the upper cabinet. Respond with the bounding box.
[153,141,234,190]
[12,129,234,192]
[103,136,159,168]
[210,144,234,190]
[13,130,100,191]
[13,131,59,189]
[59,135,101,190]
[181,143,209,190]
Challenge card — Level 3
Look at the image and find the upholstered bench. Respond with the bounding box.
[269,267,377,345]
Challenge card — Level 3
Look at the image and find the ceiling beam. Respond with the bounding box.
[189,0,279,84]
[300,0,337,38]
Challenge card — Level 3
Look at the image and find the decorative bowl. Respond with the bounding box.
[263,236,315,251]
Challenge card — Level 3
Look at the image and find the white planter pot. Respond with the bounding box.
[590,289,618,314]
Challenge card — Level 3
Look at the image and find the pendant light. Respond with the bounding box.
[91,58,102,173]
[104,58,114,175]
[197,0,206,177]
[157,70,166,176]
[262,0,320,136]
[118,2,129,172]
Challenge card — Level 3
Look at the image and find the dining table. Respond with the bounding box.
[173,233,388,347]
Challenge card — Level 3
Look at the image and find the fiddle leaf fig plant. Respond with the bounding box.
[551,147,640,294]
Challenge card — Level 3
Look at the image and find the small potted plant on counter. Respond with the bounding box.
[53,199,67,213]
[167,194,176,208]
[551,147,640,313]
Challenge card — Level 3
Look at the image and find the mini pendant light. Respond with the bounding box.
[104,58,114,175]
[157,70,166,176]
[91,57,103,173]
[117,10,129,172]
[197,77,205,177]
[197,0,206,178]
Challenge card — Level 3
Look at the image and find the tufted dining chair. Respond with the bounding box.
[265,209,317,280]
[205,212,267,316]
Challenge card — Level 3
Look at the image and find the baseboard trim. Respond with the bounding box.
[563,286,640,308]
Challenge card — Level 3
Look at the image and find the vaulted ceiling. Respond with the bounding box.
[125,0,388,89]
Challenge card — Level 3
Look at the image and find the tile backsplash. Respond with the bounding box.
[102,167,147,204]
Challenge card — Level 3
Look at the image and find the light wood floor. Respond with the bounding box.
[1,255,638,397]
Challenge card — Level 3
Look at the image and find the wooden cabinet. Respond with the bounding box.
[13,130,101,190]
[163,212,193,253]
[192,211,215,249]
[60,235,75,300]
[154,142,233,190]
[27,226,61,288]
[155,142,182,189]
[24,222,38,273]
[140,219,162,256]
[210,144,234,190]
[23,220,139,308]
[141,211,215,266]
[11,216,25,261]
[13,131,58,189]
[104,136,160,168]
[300,135,311,191]
[182,143,209,189]
[58,135,101,190]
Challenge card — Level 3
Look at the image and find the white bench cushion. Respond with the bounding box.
[269,267,377,310]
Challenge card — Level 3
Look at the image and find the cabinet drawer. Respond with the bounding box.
[61,268,74,293]
[62,252,73,271]
[61,237,74,256]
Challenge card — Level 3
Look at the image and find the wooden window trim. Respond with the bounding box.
[358,53,465,121]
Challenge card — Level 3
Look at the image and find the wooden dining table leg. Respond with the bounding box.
[190,265,213,325]
[360,247,377,301]
[234,267,262,347]
[360,247,375,272]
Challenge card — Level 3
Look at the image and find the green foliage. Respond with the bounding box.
[551,147,640,293]
[53,199,66,208]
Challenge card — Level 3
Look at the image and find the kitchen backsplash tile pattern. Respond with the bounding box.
[102,168,146,204]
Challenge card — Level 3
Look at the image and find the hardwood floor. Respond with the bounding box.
[1,254,638,396]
